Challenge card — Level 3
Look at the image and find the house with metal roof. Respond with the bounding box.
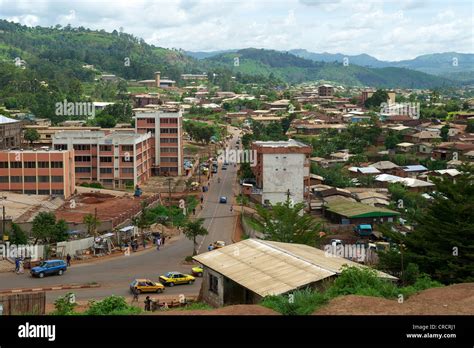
[324,199,399,225]
[193,239,396,307]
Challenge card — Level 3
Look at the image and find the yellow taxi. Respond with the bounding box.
[159,272,195,287]
[191,265,203,277]
[130,279,165,294]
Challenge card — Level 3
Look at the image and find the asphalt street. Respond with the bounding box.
[0,127,241,304]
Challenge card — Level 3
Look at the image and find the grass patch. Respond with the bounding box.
[261,266,443,315]
[173,302,213,311]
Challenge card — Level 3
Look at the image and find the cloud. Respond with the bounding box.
[0,0,472,60]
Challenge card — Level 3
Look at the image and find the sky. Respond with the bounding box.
[0,0,473,61]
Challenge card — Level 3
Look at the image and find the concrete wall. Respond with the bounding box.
[262,153,306,205]
[201,268,224,307]
[56,237,94,258]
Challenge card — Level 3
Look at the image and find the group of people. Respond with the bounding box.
[154,233,166,250]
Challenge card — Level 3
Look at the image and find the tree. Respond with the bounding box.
[440,125,450,141]
[131,202,152,235]
[379,164,474,284]
[31,212,68,244]
[83,213,100,237]
[466,119,474,133]
[253,197,322,246]
[24,128,40,147]
[364,89,389,109]
[182,218,208,255]
[95,114,116,128]
[8,223,27,245]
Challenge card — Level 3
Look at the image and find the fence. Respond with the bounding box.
[0,292,45,315]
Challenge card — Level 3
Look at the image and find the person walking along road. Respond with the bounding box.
[156,237,161,250]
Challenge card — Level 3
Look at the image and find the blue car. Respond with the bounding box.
[219,196,227,204]
[31,260,67,278]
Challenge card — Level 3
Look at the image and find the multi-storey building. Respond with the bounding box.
[251,139,312,205]
[0,149,75,198]
[52,130,153,189]
[0,115,22,149]
[134,108,184,176]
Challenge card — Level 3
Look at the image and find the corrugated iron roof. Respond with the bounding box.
[193,239,396,297]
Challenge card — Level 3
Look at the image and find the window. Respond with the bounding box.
[24,176,36,183]
[10,162,22,168]
[122,156,133,162]
[38,176,50,183]
[160,157,178,163]
[0,177,9,183]
[51,162,63,168]
[160,147,177,153]
[100,157,112,163]
[51,176,63,183]
[38,190,50,195]
[73,144,90,151]
[100,168,112,174]
[54,144,67,150]
[146,118,155,124]
[209,274,218,294]
[99,145,112,151]
[11,176,22,183]
[0,162,8,168]
[51,189,64,195]
[160,128,178,134]
[75,156,91,162]
[75,167,91,173]
[121,168,134,174]
[121,145,133,152]
[38,161,49,168]
[161,138,178,143]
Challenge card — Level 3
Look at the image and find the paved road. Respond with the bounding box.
[0,127,241,303]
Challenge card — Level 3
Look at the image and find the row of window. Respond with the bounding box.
[0,176,64,183]
[160,147,178,153]
[0,161,63,168]
[22,189,64,195]
[160,128,178,134]
[71,144,135,151]
[160,157,178,163]
[161,138,178,143]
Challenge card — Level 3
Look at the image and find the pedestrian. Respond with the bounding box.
[14,257,20,273]
[132,287,139,303]
[66,253,71,267]
[192,208,196,215]
[142,238,147,249]
[156,237,161,250]
[200,195,204,204]
[144,296,152,311]
[208,244,214,251]
[18,258,24,274]
[230,205,233,212]
[161,235,165,246]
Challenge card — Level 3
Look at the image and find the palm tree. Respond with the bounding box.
[182,218,208,255]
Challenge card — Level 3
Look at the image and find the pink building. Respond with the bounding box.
[52,130,153,189]
[134,108,184,176]
[0,149,75,198]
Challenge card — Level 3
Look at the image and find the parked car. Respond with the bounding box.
[159,272,195,286]
[30,260,67,278]
[354,224,373,237]
[212,241,226,249]
[130,279,164,294]
[222,165,227,170]
[219,196,227,203]
[191,265,203,277]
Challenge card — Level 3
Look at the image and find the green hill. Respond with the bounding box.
[206,48,460,88]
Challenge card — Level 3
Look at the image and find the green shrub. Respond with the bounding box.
[85,295,141,315]
[51,293,77,315]
[399,275,443,298]
[261,288,328,315]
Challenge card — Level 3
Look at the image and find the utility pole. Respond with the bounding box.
[94,207,98,238]
[286,189,291,201]
[1,205,5,241]
[165,178,173,206]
